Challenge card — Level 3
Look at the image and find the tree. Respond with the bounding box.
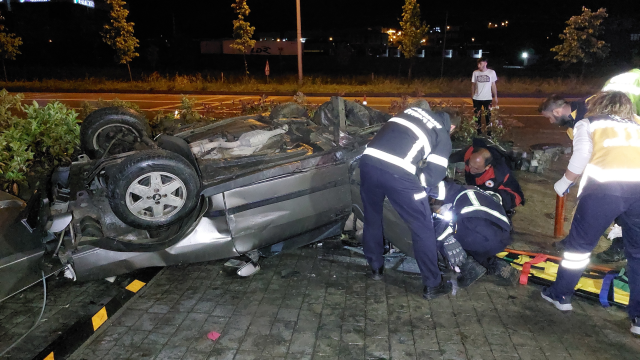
[0,12,22,82]
[102,0,139,81]
[551,7,609,76]
[230,0,256,78]
[398,0,428,80]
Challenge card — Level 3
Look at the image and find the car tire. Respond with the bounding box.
[80,107,149,158]
[107,150,200,230]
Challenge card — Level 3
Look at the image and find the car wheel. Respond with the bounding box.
[107,150,200,230]
[80,107,149,158]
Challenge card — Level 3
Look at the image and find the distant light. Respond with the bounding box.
[471,38,475,42]
[300,38,306,43]
[447,26,450,30]
[49,39,52,43]
[501,22,505,26]
[522,52,528,59]
[74,0,94,7]
[277,39,281,42]
[329,37,333,41]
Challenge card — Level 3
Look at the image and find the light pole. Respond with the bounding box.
[296,0,303,85]
[521,52,529,66]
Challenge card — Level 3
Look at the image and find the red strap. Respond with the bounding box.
[519,254,548,285]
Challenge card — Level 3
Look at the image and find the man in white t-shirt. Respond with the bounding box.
[471,57,498,135]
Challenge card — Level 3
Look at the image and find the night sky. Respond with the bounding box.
[128,0,640,39]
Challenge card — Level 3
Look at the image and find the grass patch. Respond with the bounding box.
[0,73,604,96]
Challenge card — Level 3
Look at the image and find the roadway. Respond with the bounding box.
[20,92,571,148]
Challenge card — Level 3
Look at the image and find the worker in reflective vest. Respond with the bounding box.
[602,68,640,115]
[543,91,640,336]
[433,181,518,288]
[360,105,462,300]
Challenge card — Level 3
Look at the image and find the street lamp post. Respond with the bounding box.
[296,0,303,85]
[521,52,529,67]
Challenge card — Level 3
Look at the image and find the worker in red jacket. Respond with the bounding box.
[450,138,525,215]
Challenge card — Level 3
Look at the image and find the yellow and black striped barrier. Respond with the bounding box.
[32,267,161,360]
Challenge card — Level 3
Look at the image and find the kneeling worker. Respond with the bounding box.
[542,91,640,335]
[434,181,518,287]
[360,105,462,300]
[450,138,525,214]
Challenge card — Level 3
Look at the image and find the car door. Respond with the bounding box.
[224,149,352,254]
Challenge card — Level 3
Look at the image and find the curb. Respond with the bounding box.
[31,267,163,360]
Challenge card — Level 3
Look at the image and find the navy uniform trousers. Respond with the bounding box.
[549,189,640,320]
[359,160,441,288]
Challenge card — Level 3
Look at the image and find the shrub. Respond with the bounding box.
[80,97,142,118]
[0,96,80,193]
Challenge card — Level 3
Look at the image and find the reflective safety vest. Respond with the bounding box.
[452,189,511,231]
[602,69,640,115]
[363,107,452,189]
[578,114,640,194]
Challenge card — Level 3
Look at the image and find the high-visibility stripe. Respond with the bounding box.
[427,154,448,168]
[467,191,481,206]
[436,181,446,201]
[458,191,510,224]
[363,148,416,174]
[420,173,427,187]
[581,164,640,186]
[561,258,590,269]
[563,251,590,260]
[414,191,427,200]
[388,117,431,160]
[459,206,510,225]
[406,108,443,129]
[589,120,640,133]
[437,226,453,240]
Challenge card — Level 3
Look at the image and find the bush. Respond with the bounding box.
[0,91,79,193]
[80,97,142,119]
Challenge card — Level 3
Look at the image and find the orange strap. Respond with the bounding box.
[519,254,548,285]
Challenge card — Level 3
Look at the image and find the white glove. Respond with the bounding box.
[554,175,573,197]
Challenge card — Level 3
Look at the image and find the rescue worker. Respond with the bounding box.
[602,68,640,115]
[360,105,462,300]
[434,181,519,287]
[541,91,640,335]
[450,138,525,214]
[538,94,589,131]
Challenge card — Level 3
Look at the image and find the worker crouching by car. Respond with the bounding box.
[434,181,518,288]
[542,91,640,336]
[360,105,462,300]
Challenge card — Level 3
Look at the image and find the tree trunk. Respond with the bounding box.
[2,60,6,82]
[127,63,133,82]
[243,54,249,80]
[408,57,414,81]
[580,62,585,79]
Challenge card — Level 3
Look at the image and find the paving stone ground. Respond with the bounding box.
[68,246,640,360]
[0,272,129,359]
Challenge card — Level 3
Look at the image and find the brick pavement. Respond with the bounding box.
[0,274,125,359]
[70,247,640,360]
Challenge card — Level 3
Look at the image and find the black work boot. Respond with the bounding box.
[487,259,520,286]
[423,279,452,300]
[369,266,384,281]
[457,257,487,288]
[597,237,626,263]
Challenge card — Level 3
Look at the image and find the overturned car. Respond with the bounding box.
[4,97,433,300]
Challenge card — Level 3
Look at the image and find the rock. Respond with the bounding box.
[269,102,308,120]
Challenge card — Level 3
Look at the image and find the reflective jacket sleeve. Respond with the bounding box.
[421,129,452,188]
